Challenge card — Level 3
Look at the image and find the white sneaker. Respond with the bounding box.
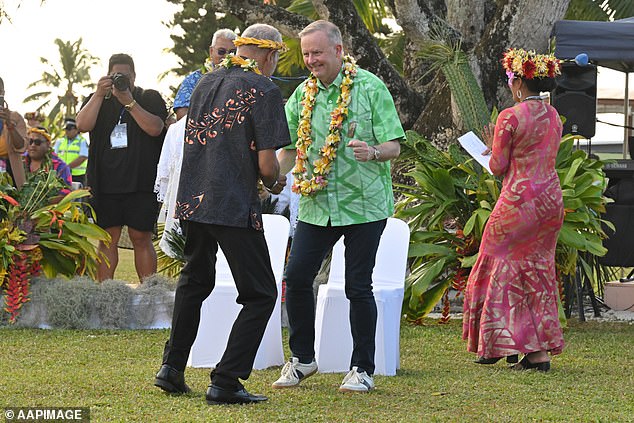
[271,357,318,389]
[339,366,374,392]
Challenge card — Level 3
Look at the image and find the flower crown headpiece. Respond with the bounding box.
[233,36,288,52]
[502,48,561,80]
[28,127,51,142]
[24,111,45,122]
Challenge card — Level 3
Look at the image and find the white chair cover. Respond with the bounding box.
[314,217,410,376]
[187,214,290,369]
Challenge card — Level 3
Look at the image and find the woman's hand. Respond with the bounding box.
[481,123,494,155]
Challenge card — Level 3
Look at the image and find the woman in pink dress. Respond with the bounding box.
[463,49,564,372]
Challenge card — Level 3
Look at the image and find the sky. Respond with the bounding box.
[0,0,632,145]
[0,0,182,112]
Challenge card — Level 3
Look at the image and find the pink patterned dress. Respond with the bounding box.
[463,100,565,358]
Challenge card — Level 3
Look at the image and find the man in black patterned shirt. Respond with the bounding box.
[154,24,290,406]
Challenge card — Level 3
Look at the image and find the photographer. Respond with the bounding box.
[76,53,168,283]
[0,76,27,187]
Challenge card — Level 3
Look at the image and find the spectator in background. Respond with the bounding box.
[76,53,168,283]
[172,28,237,120]
[25,126,72,189]
[53,118,89,187]
[0,76,27,187]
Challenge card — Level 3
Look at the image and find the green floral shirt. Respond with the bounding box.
[285,67,405,226]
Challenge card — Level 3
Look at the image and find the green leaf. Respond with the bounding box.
[417,279,453,317]
[564,211,590,224]
[409,258,448,299]
[62,221,110,241]
[463,213,477,236]
[408,243,456,258]
[38,239,81,254]
[557,225,587,250]
[460,253,478,268]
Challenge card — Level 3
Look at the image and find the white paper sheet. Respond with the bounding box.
[458,131,492,174]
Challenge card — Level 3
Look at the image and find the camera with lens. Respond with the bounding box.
[111,73,130,91]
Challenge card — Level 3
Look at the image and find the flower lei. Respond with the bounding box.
[292,55,358,196]
[502,48,561,79]
[220,54,262,75]
[201,57,215,74]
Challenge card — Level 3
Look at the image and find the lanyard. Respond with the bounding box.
[117,108,126,124]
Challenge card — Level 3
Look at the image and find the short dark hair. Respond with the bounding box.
[522,77,556,93]
[0,76,4,92]
[108,53,135,74]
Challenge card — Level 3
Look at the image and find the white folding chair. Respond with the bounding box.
[314,217,410,376]
[187,214,290,370]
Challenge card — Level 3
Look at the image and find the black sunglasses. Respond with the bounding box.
[29,138,46,146]
[217,48,237,56]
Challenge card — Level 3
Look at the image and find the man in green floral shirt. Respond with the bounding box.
[273,20,405,393]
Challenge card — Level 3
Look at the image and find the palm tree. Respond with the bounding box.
[23,38,99,122]
[566,0,634,20]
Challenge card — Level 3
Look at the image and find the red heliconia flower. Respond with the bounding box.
[1,193,19,206]
[439,291,451,324]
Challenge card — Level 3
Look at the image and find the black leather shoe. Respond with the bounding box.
[154,364,191,393]
[474,354,519,365]
[511,356,550,372]
[206,384,268,405]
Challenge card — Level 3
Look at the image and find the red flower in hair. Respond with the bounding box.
[502,55,513,70]
[522,60,536,79]
[546,61,557,78]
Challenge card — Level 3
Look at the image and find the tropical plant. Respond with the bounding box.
[23,38,99,124]
[0,170,110,322]
[395,131,494,323]
[154,223,185,278]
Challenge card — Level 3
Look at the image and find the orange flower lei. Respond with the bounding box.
[220,54,262,75]
[292,55,358,196]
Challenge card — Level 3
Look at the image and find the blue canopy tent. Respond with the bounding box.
[551,18,634,157]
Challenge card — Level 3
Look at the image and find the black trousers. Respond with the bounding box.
[162,220,277,390]
[285,219,386,375]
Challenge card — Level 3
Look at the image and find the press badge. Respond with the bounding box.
[111,110,128,149]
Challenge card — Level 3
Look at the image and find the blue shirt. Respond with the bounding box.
[173,70,203,111]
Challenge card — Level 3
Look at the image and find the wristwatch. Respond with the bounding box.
[124,99,137,111]
[264,180,279,193]
[372,146,381,161]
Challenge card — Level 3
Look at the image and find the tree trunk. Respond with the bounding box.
[471,0,571,111]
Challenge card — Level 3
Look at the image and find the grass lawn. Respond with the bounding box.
[1,320,633,422]
[112,247,139,284]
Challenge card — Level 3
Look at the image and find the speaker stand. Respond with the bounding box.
[563,258,602,322]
